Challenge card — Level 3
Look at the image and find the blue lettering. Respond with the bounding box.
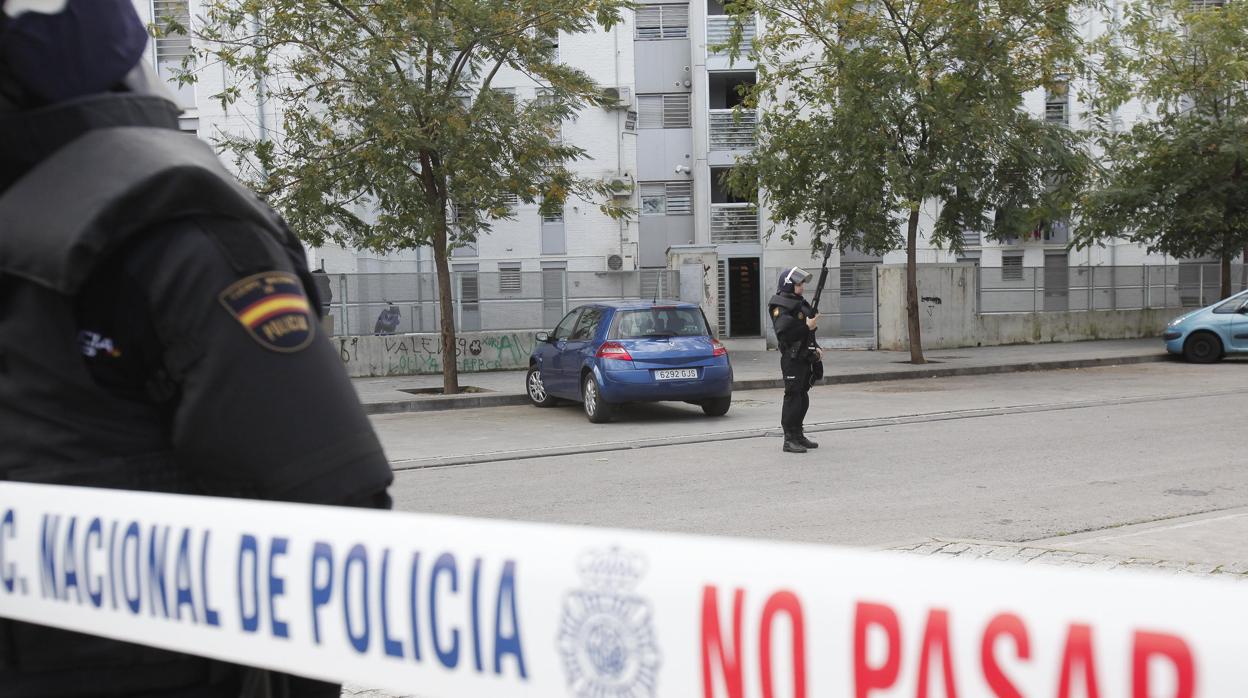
[1,510,16,593]
[430,552,460,669]
[39,514,59,600]
[121,522,141,614]
[343,544,370,654]
[268,536,289,639]
[471,557,483,673]
[408,552,423,661]
[493,561,526,678]
[310,542,333,644]
[146,525,170,618]
[175,528,197,623]
[201,530,220,626]
[238,534,260,633]
[108,521,119,610]
[380,549,403,658]
[84,518,103,607]
[62,517,81,603]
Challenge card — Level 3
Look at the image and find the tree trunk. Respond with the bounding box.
[905,205,925,364]
[432,217,460,395]
[1220,251,1232,300]
[1240,243,1247,293]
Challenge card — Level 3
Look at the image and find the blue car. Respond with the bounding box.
[1163,289,1248,363]
[525,301,733,422]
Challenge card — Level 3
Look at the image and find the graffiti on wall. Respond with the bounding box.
[338,332,537,375]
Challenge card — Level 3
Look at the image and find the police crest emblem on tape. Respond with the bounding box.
[218,272,314,352]
[558,547,661,698]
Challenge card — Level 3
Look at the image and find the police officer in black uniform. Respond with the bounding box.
[769,267,824,453]
[0,3,392,696]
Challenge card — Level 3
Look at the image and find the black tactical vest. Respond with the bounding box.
[0,104,303,694]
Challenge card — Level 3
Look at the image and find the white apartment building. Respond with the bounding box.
[135,0,1218,338]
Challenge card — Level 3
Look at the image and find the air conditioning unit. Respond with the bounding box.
[602,86,632,110]
[604,172,634,197]
[606,254,625,271]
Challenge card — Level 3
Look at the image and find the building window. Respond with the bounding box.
[636,94,692,129]
[152,0,192,63]
[635,4,689,40]
[499,264,522,294]
[1002,254,1024,281]
[501,192,519,211]
[1045,81,1069,126]
[640,182,692,215]
[840,265,873,298]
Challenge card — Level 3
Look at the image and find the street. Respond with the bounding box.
[374,361,1245,547]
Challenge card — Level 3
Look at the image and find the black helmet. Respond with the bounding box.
[1,0,153,109]
[777,266,811,294]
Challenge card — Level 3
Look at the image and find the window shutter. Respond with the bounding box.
[1003,255,1024,281]
[665,181,692,215]
[662,94,691,128]
[662,5,689,38]
[637,96,664,128]
[153,0,192,61]
[499,266,522,294]
[635,6,663,39]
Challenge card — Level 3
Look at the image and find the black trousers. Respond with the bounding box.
[780,352,812,434]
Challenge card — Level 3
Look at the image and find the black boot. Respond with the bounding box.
[795,431,819,449]
[782,432,808,453]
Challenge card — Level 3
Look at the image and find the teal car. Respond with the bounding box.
[1163,289,1248,363]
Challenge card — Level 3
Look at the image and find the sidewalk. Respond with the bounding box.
[354,339,1168,414]
[891,506,1248,580]
[354,338,1169,414]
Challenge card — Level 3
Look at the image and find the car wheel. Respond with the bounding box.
[526,366,557,407]
[582,374,613,423]
[1183,332,1223,364]
[701,396,731,417]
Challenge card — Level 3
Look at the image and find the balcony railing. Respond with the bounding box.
[708,109,757,150]
[710,203,759,243]
[706,15,755,56]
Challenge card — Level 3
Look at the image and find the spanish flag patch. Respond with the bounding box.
[218,272,314,352]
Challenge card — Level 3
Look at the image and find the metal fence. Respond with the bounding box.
[764,265,876,337]
[323,270,680,336]
[977,264,1248,314]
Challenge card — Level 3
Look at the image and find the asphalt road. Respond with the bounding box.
[372,360,1247,547]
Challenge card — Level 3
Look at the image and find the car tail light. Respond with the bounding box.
[597,341,633,361]
[712,339,728,357]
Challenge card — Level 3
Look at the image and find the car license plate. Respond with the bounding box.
[655,368,698,380]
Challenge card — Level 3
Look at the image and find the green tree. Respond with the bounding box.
[169,0,629,393]
[1077,0,1248,300]
[723,0,1089,363]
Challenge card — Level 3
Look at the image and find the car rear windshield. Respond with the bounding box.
[613,308,709,338]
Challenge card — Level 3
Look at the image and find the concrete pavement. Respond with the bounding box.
[353,337,1168,414]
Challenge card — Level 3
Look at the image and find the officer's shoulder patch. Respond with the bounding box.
[218,271,314,353]
[772,307,781,317]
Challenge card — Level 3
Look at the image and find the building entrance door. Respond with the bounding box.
[727,258,760,336]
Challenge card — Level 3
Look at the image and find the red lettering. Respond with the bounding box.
[1057,624,1101,698]
[916,609,958,698]
[702,586,745,698]
[855,601,902,698]
[981,613,1030,698]
[1132,631,1195,698]
[760,591,807,698]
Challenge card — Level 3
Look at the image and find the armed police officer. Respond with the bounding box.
[0,2,392,696]
[769,267,824,453]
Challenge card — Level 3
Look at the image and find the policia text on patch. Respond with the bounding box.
[768,267,823,454]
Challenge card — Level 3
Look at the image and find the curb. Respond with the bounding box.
[362,352,1171,415]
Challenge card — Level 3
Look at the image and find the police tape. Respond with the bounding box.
[0,481,1233,697]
